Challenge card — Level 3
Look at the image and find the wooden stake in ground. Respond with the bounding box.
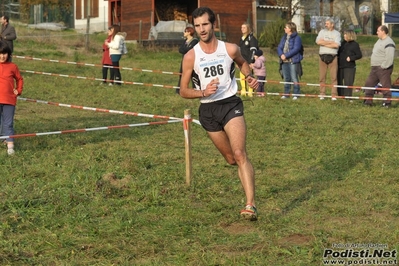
[183,109,192,186]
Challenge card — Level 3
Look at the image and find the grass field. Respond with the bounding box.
[0,25,398,265]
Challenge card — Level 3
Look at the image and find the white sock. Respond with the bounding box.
[7,142,14,150]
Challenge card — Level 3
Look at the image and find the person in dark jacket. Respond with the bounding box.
[0,15,16,61]
[337,30,362,97]
[176,26,198,94]
[277,22,303,100]
[239,22,258,97]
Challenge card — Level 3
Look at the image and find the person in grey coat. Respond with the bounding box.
[0,15,17,61]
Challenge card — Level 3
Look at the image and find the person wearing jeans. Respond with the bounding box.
[281,63,300,98]
[105,24,126,86]
[277,22,303,100]
[101,29,113,85]
[0,41,23,155]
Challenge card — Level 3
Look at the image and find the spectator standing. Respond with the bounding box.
[277,22,303,100]
[176,26,198,94]
[105,24,126,86]
[0,15,16,62]
[337,30,362,97]
[316,18,341,100]
[179,7,259,221]
[0,15,16,137]
[101,27,113,85]
[251,49,266,96]
[364,25,395,107]
[239,22,258,97]
[0,41,23,155]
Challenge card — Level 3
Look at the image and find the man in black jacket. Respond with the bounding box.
[0,15,17,61]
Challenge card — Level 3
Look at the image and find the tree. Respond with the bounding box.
[258,0,317,21]
[390,0,399,12]
[19,0,73,23]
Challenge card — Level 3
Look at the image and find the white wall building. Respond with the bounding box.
[381,0,389,25]
[291,0,303,33]
[74,0,109,33]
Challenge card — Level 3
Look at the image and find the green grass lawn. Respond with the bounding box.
[0,26,398,265]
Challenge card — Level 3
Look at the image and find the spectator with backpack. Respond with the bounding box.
[277,22,303,100]
[105,24,127,86]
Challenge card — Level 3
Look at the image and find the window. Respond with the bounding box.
[76,0,99,19]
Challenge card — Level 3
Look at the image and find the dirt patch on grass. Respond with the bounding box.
[96,173,132,196]
[278,233,313,246]
[220,222,257,235]
[100,173,132,188]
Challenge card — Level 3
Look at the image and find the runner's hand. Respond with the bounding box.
[246,76,259,90]
[204,77,219,96]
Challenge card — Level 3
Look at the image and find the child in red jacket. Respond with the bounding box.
[0,40,23,155]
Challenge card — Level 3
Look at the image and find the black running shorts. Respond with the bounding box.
[199,95,244,132]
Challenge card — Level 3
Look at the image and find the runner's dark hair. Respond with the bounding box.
[192,7,216,25]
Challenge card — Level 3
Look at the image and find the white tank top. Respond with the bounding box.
[192,40,238,103]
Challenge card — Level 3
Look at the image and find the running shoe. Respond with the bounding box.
[240,205,258,221]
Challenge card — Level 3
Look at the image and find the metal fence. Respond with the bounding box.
[1,0,74,28]
[1,0,20,20]
[29,4,74,28]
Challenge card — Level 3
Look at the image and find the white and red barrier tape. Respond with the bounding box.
[20,69,179,88]
[19,68,399,102]
[15,55,181,75]
[0,120,182,140]
[15,55,399,92]
[21,68,399,94]
[262,79,399,92]
[259,92,399,102]
[16,55,399,98]
[17,97,202,125]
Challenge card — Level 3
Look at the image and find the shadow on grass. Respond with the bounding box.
[278,148,377,214]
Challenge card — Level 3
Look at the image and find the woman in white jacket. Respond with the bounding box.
[105,24,126,85]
